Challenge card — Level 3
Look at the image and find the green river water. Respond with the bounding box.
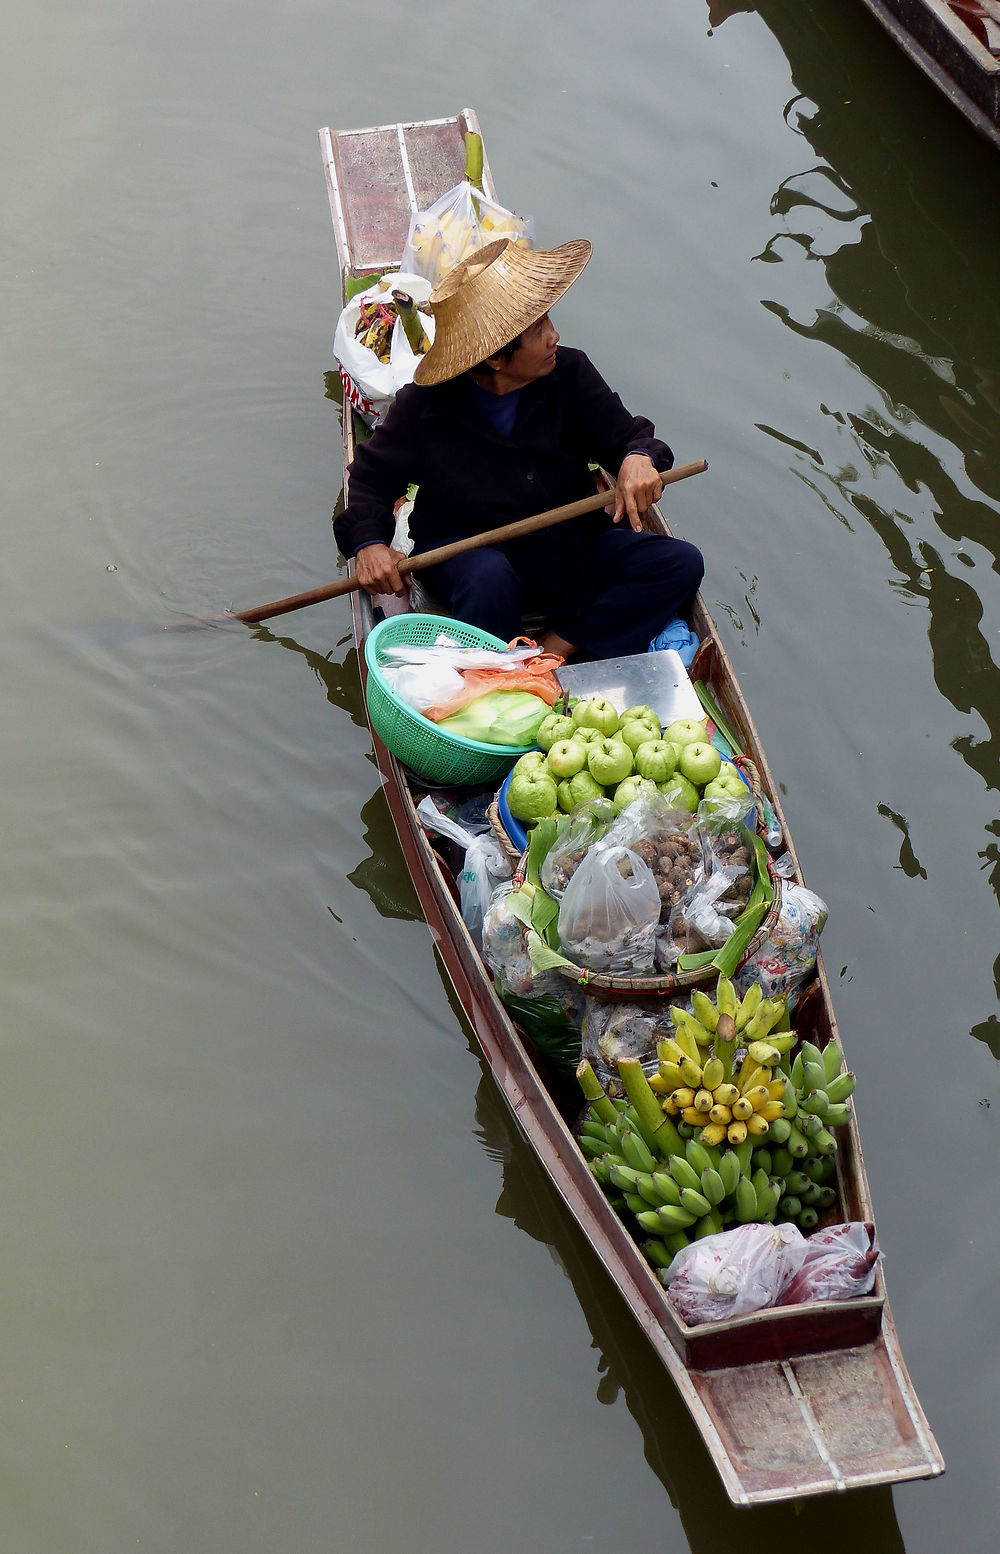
[2,0,998,1549]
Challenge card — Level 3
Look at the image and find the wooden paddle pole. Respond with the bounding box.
[230,458,707,626]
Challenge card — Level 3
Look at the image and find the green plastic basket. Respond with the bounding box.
[363,614,540,786]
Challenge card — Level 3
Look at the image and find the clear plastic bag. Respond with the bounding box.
[437,690,552,747]
[664,1222,809,1326]
[401,181,534,289]
[539,799,619,899]
[557,844,661,974]
[778,1223,880,1306]
[416,796,511,948]
[734,882,828,1001]
[580,999,671,1079]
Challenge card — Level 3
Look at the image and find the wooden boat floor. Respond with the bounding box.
[689,1332,937,1502]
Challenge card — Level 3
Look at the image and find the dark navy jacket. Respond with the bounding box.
[333,346,673,559]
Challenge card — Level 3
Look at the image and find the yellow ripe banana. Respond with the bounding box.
[681,1106,704,1126]
[746,1112,770,1137]
[658,1060,686,1089]
[715,974,738,1020]
[671,1087,696,1110]
[699,1122,728,1147]
[761,1099,785,1123]
[657,1038,688,1066]
[747,1040,781,1068]
[690,989,720,1033]
[727,1119,749,1145]
[739,1063,772,1095]
[711,1081,740,1107]
[766,1078,787,1101]
[678,1056,704,1088]
[647,1072,672,1094]
[701,1057,725,1092]
[743,1084,772,1113]
[678,1013,715,1051]
[708,1102,733,1126]
[671,1025,703,1065]
[661,1095,681,1115]
[693,1089,715,1114]
[731,1096,753,1122]
[734,981,763,1032]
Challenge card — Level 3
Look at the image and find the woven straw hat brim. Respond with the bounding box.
[412,237,592,386]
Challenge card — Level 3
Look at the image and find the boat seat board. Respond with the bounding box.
[320,111,494,278]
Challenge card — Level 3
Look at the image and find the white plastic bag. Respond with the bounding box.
[557,844,661,974]
[401,182,534,289]
[416,797,511,948]
[333,271,435,426]
[381,661,466,714]
[664,1223,809,1325]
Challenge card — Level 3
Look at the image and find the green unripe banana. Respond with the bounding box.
[685,1137,715,1176]
[621,1127,657,1174]
[752,1148,773,1178]
[656,1203,699,1231]
[771,1147,795,1178]
[624,1192,649,1215]
[663,1230,691,1256]
[636,1174,666,1209]
[734,1177,759,1223]
[651,1170,683,1207]
[798,1206,819,1232]
[779,1194,802,1219]
[810,1126,838,1156]
[815,1185,838,1209]
[642,1238,673,1270]
[767,1116,792,1144]
[578,1135,611,1160]
[694,1207,724,1238]
[717,1150,741,1196]
[636,1209,668,1236]
[821,1040,844,1082]
[783,1169,811,1195]
[826,1071,857,1104]
[786,1124,811,1158]
[667,1155,703,1193]
[822,1102,852,1128]
[754,1183,779,1221]
[701,1167,727,1206]
[580,1119,612,1141]
[679,1187,713,1218]
[799,1088,830,1118]
[751,1167,771,1197]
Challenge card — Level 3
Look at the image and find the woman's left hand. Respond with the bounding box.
[612,453,664,531]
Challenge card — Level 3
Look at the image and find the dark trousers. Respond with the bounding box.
[417,525,704,659]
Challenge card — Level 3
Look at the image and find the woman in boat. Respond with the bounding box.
[334,237,704,661]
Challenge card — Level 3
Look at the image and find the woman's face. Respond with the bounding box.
[494,313,560,388]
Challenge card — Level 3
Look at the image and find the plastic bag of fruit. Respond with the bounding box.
[777,1223,880,1305]
[333,272,434,426]
[400,181,534,290]
[580,999,672,1080]
[664,1222,809,1325]
[437,690,552,747]
[557,844,661,974]
[734,882,828,1001]
[538,798,619,899]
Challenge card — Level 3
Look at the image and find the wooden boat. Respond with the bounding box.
[857,0,1000,148]
[317,110,945,1506]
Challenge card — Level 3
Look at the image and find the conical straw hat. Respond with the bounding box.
[412,237,592,386]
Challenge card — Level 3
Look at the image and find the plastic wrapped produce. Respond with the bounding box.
[778,1223,880,1306]
[734,882,828,1001]
[664,1222,809,1325]
[557,844,661,974]
[538,799,618,899]
[580,999,672,1079]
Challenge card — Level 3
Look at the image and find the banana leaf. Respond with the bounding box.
[677,828,775,978]
[498,982,582,1077]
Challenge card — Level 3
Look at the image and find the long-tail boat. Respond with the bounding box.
[316,109,944,1506]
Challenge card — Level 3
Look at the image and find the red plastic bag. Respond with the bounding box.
[778,1222,880,1305]
[424,639,564,722]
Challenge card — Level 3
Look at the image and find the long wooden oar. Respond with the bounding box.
[228,459,706,626]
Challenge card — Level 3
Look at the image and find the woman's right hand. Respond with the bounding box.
[354,543,409,598]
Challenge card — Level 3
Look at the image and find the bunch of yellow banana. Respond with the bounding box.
[649,974,795,1148]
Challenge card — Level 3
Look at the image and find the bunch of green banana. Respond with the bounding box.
[746,1141,839,1233]
[651,974,794,1149]
[776,1037,856,1162]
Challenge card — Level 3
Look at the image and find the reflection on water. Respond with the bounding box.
[712,0,1000,1053]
